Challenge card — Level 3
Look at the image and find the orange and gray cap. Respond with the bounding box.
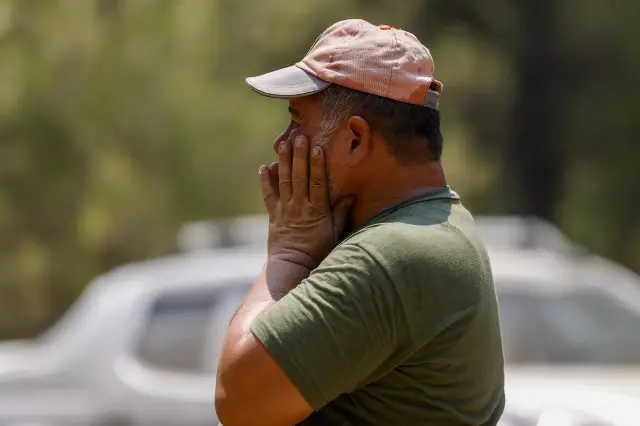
[246,19,443,110]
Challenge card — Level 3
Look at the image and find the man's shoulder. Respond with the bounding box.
[335,203,492,314]
[342,203,485,265]
[326,202,492,347]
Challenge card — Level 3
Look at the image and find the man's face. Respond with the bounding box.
[272,95,352,205]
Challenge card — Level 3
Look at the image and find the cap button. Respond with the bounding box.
[379,24,393,30]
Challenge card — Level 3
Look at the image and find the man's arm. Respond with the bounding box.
[215,258,314,426]
[215,242,409,426]
[215,132,368,426]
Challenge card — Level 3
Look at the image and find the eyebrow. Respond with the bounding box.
[288,106,301,119]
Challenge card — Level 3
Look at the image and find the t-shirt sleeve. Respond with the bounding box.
[250,243,410,410]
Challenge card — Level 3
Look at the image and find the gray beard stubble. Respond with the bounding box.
[313,123,343,206]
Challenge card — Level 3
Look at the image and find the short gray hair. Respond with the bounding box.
[315,85,444,163]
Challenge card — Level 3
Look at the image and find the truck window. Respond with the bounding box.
[133,282,251,374]
[134,288,220,373]
[200,285,251,374]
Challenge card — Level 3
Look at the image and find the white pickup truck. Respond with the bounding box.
[0,216,639,426]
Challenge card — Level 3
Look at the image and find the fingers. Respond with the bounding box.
[309,146,328,207]
[291,135,309,203]
[277,140,292,202]
[273,121,297,153]
[269,162,279,198]
[259,165,277,213]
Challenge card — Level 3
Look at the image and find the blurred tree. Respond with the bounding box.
[507,0,564,223]
[0,0,638,338]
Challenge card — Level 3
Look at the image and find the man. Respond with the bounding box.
[215,19,504,426]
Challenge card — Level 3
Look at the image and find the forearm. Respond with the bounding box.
[216,131,344,425]
[216,258,312,426]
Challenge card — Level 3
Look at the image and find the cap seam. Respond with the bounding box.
[261,81,323,88]
[385,29,399,99]
[248,85,327,99]
[296,61,324,81]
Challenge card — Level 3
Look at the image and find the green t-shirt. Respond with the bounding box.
[251,187,505,426]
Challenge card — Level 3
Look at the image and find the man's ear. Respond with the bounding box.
[346,116,371,162]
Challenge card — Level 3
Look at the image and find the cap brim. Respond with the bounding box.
[245,65,330,99]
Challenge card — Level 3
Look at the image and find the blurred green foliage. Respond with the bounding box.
[0,0,638,338]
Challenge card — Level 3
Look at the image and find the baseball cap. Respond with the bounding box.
[245,19,443,109]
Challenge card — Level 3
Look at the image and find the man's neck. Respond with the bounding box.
[350,161,447,230]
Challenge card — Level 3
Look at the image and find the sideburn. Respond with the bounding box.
[313,120,343,206]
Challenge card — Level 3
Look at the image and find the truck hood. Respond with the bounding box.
[506,364,640,399]
[505,377,640,426]
[0,340,47,377]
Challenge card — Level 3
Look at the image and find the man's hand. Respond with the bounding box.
[215,130,355,426]
[260,129,353,270]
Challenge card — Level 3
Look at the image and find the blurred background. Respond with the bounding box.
[1,1,639,425]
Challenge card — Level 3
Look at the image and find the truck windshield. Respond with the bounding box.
[37,279,108,345]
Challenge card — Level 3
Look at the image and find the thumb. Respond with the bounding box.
[332,197,355,239]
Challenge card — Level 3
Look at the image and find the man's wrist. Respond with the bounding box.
[228,257,313,332]
[269,249,318,271]
[264,255,314,300]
